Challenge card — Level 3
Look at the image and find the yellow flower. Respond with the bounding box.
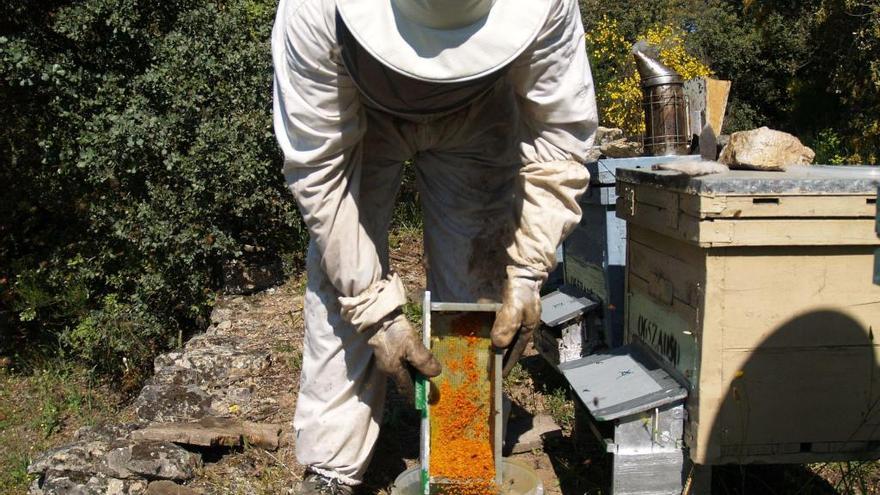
[586,17,713,134]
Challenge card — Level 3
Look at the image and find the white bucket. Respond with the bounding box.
[391,458,544,495]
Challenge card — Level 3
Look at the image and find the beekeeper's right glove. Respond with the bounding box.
[366,310,442,396]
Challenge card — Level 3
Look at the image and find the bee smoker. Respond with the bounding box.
[633,42,689,156]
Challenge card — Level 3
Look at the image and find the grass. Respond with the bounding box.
[809,461,880,494]
[273,341,303,373]
[503,362,530,389]
[193,444,302,495]
[402,300,423,329]
[544,387,575,432]
[0,361,123,493]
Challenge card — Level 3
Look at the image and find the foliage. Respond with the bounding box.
[1,362,122,492]
[812,129,850,165]
[745,0,880,164]
[0,0,306,380]
[580,0,879,163]
[585,17,712,134]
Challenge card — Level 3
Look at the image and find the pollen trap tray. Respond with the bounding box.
[417,292,503,494]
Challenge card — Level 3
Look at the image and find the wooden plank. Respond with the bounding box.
[620,185,880,246]
[625,291,701,383]
[713,246,880,350]
[617,190,703,243]
[628,236,704,309]
[689,253,727,464]
[700,218,880,246]
[627,275,700,329]
[705,78,732,135]
[718,346,880,451]
[628,224,707,265]
[707,195,876,219]
[683,193,726,218]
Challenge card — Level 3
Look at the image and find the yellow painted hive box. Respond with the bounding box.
[614,165,880,465]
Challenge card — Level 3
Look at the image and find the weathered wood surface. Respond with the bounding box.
[621,169,880,465]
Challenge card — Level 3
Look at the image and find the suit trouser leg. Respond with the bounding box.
[294,109,411,484]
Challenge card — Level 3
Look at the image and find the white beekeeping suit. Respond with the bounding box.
[272,0,597,487]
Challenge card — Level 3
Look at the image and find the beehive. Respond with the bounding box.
[615,165,880,465]
[564,155,700,348]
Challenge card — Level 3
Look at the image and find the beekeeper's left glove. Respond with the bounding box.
[491,266,543,376]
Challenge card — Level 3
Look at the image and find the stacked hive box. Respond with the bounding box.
[615,165,880,465]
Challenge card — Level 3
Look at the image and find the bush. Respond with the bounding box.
[585,17,712,135]
[0,0,306,381]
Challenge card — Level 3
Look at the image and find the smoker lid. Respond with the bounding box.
[632,41,683,87]
[616,165,880,195]
[559,344,687,421]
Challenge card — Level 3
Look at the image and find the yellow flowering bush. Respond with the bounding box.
[586,17,713,135]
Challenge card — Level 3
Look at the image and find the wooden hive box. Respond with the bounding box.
[615,165,880,465]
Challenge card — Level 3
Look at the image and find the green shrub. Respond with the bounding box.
[0,0,306,380]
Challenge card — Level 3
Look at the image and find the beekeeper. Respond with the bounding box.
[272,0,597,491]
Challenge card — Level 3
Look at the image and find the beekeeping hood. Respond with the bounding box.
[335,0,551,83]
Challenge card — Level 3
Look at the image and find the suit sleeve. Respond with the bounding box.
[505,0,598,280]
[272,0,406,330]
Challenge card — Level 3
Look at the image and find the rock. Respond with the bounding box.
[601,138,643,158]
[28,440,112,477]
[719,126,814,170]
[596,126,625,145]
[209,307,233,325]
[222,256,285,295]
[584,147,602,163]
[102,441,201,481]
[505,414,563,455]
[134,385,212,423]
[73,424,139,444]
[27,433,199,493]
[151,335,271,385]
[131,417,282,450]
[146,480,202,495]
[30,472,149,495]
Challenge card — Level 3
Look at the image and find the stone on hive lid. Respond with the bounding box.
[719,126,815,170]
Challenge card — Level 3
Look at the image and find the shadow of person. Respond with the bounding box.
[360,378,419,493]
[705,310,880,494]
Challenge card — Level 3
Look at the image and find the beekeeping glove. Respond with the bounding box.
[492,266,543,376]
[366,310,441,396]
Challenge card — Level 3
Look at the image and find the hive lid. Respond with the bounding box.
[587,155,701,187]
[616,165,880,196]
[539,286,598,327]
[558,344,687,421]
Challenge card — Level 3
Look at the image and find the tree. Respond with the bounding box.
[0,0,306,380]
